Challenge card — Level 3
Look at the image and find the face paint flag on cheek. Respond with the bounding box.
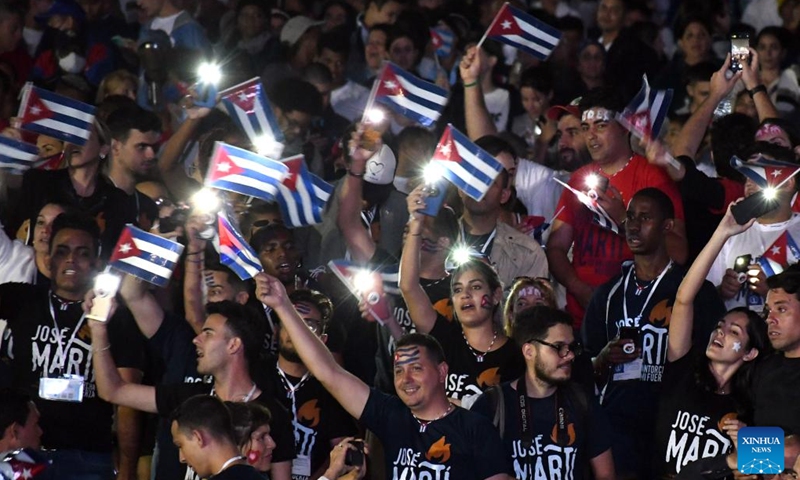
[480,295,492,309]
[247,450,260,464]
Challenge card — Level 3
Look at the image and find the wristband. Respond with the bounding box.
[348,169,365,178]
[463,80,478,88]
[748,84,767,98]
[93,345,111,353]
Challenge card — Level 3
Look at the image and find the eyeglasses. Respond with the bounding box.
[528,339,583,358]
[304,319,323,335]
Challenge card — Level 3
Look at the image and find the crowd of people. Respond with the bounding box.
[1,0,800,479]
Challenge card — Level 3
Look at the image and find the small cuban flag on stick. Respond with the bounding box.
[205,142,289,202]
[218,77,285,158]
[17,82,96,146]
[0,135,39,173]
[730,155,800,190]
[275,155,333,228]
[216,211,263,280]
[758,231,800,277]
[430,26,454,58]
[363,62,448,128]
[478,2,561,60]
[109,225,184,287]
[617,75,673,139]
[553,177,620,234]
[429,124,504,201]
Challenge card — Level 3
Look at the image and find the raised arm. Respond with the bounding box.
[183,215,209,334]
[336,126,377,264]
[669,204,754,361]
[672,55,741,160]
[460,46,497,140]
[158,104,211,199]
[119,274,164,339]
[740,47,779,122]
[254,273,370,419]
[398,186,439,334]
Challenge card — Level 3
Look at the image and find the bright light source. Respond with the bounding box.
[353,270,375,292]
[253,135,283,157]
[451,245,474,267]
[190,188,221,213]
[763,187,778,200]
[365,108,385,124]
[423,163,444,184]
[534,125,542,136]
[585,174,599,190]
[94,272,121,296]
[197,62,222,85]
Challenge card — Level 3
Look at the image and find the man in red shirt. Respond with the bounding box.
[546,87,687,328]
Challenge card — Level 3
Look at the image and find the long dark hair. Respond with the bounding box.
[693,307,770,419]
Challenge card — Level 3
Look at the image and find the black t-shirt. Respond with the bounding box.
[264,358,357,480]
[361,388,512,479]
[374,275,452,393]
[653,350,737,476]
[581,262,725,477]
[155,383,296,480]
[0,283,145,452]
[751,354,800,434]
[429,315,525,403]
[101,187,158,259]
[210,464,265,480]
[471,382,612,480]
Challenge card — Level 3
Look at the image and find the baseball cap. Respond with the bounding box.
[280,16,323,46]
[364,144,396,185]
[546,98,581,121]
[35,0,86,24]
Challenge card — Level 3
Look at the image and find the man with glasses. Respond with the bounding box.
[264,289,357,480]
[582,188,723,478]
[471,306,615,479]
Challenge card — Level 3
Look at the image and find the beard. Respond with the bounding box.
[534,357,571,386]
[279,343,303,364]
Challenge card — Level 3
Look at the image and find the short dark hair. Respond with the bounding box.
[270,79,323,117]
[249,223,293,254]
[756,26,790,52]
[475,135,514,189]
[683,61,717,86]
[767,264,800,301]
[105,105,161,143]
[0,388,32,435]
[511,306,573,345]
[303,62,334,85]
[396,333,446,364]
[747,141,797,164]
[674,16,712,40]
[710,112,757,182]
[205,301,265,368]
[49,211,100,256]
[288,289,334,332]
[430,205,459,245]
[579,87,625,113]
[631,187,675,219]
[204,262,251,295]
[368,23,392,48]
[519,66,553,95]
[317,27,351,58]
[225,401,272,449]
[171,395,236,444]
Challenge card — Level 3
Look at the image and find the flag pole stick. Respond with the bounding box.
[360,62,386,124]
[476,2,507,49]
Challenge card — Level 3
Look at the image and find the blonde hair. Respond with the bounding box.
[95,70,138,104]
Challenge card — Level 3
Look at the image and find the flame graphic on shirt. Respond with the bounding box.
[550,422,577,446]
[425,436,451,463]
[298,399,321,427]
[477,367,501,388]
[648,299,672,327]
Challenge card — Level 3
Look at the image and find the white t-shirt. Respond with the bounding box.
[484,87,510,132]
[514,159,565,243]
[707,214,800,311]
[330,80,369,123]
[150,11,182,37]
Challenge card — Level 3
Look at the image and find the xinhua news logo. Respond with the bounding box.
[738,426,785,475]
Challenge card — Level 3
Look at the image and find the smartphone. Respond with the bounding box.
[87,273,121,322]
[419,179,448,217]
[619,326,640,354]
[359,272,391,322]
[345,440,365,467]
[584,174,609,198]
[731,193,779,225]
[733,254,753,274]
[730,34,750,72]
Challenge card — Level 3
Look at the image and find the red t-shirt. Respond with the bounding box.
[555,154,685,327]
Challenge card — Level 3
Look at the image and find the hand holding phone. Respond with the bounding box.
[730,34,750,72]
[87,273,121,322]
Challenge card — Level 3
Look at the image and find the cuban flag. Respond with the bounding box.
[0,136,39,173]
[275,155,333,227]
[17,83,95,146]
[484,2,561,60]
[205,142,289,201]
[217,212,263,280]
[730,156,800,189]
[327,260,393,323]
[219,77,285,158]
[617,75,673,139]
[430,27,454,57]
[109,225,184,287]
[373,62,448,127]
[758,231,800,276]
[553,177,620,234]
[430,124,504,201]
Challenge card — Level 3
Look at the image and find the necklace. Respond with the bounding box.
[463,329,497,363]
[412,402,453,432]
[632,269,657,296]
[51,292,82,311]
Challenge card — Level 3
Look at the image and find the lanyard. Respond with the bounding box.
[621,260,672,323]
[458,221,497,256]
[517,377,568,476]
[215,456,243,476]
[210,382,257,402]
[276,365,311,438]
[47,293,86,377]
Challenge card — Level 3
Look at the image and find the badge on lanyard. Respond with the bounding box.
[39,374,85,402]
